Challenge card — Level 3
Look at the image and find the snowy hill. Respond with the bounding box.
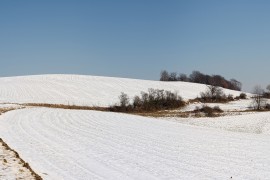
[0,74,246,106]
[1,74,269,180]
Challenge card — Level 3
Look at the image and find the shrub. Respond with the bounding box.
[263,92,270,99]
[213,105,223,113]
[194,105,223,117]
[119,92,130,108]
[199,85,229,103]
[227,94,234,101]
[239,93,247,99]
[111,89,185,113]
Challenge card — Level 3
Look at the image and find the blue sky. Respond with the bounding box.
[0,0,269,91]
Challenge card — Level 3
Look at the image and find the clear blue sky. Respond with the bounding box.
[0,0,269,91]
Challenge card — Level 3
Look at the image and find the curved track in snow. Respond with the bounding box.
[0,108,269,180]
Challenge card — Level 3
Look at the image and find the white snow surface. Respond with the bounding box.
[0,108,269,180]
[0,74,268,180]
[166,112,270,135]
[182,99,254,112]
[0,141,35,180]
[0,74,247,106]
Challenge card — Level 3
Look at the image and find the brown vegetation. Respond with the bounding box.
[109,89,186,113]
[0,138,42,180]
[0,107,19,115]
[24,103,109,111]
[194,105,223,117]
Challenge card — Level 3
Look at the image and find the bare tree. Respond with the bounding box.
[119,92,129,107]
[230,79,242,91]
[160,70,169,81]
[200,85,224,102]
[178,73,189,81]
[189,71,205,84]
[169,72,177,81]
[252,85,266,110]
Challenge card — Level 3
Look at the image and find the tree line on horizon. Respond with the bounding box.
[160,70,242,91]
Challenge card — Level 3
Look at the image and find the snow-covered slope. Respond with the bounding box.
[167,112,270,135]
[0,74,246,106]
[0,108,269,180]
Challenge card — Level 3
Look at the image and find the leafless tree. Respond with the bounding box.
[200,85,224,102]
[169,72,177,81]
[252,85,266,110]
[160,70,169,81]
[178,73,189,81]
[189,71,205,84]
[230,79,242,91]
[119,92,129,107]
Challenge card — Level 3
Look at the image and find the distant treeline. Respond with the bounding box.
[160,70,242,91]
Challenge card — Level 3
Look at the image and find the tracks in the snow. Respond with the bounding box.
[0,106,42,180]
[0,108,270,179]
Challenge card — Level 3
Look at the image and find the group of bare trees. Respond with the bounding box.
[160,70,242,91]
[111,89,185,112]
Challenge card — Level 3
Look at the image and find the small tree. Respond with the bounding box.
[178,73,189,82]
[119,92,129,108]
[200,85,225,102]
[252,85,266,110]
[160,70,169,81]
[169,72,177,81]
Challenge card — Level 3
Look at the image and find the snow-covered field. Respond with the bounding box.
[0,75,269,180]
[0,108,269,180]
[166,111,270,135]
[182,99,254,112]
[0,74,246,106]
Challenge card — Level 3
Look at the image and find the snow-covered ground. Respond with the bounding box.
[0,108,269,180]
[182,99,270,112]
[166,111,270,135]
[182,99,253,112]
[0,74,269,180]
[0,74,247,106]
[0,140,35,180]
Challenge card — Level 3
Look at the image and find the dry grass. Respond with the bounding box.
[0,138,42,180]
[134,110,193,118]
[0,107,20,115]
[23,103,109,111]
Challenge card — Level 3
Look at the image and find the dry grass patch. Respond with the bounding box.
[24,103,109,111]
[0,107,20,115]
[0,138,42,180]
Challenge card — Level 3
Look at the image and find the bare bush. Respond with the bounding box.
[111,89,185,112]
[239,93,247,99]
[265,104,270,110]
[252,85,266,110]
[119,92,129,108]
[194,105,223,117]
[199,85,228,103]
